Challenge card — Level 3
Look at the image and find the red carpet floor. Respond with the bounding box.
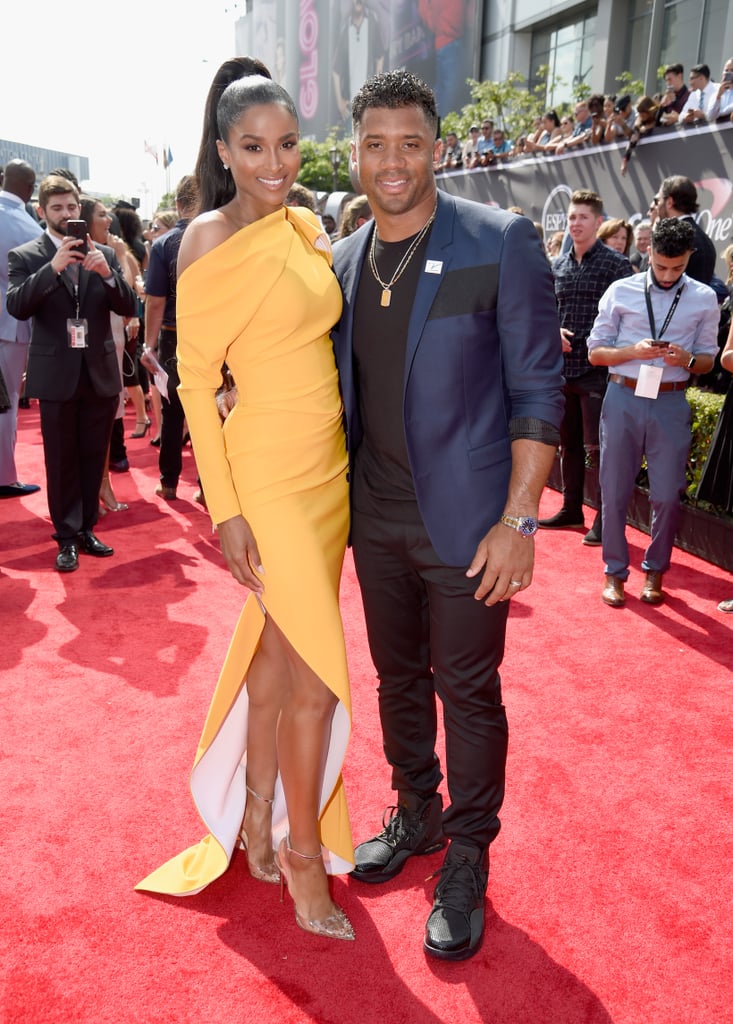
[1,403,732,1024]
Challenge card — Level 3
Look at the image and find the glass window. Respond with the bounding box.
[659,0,703,69]
[700,0,728,75]
[624,6,652,82]
[530,11,597,108]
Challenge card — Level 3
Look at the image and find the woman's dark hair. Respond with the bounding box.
[113,207,146,266]
[79,196,100,231]
[194,56,272,214]
[351,70,438,138]
[217,76,297,140]
[543,109,560,128]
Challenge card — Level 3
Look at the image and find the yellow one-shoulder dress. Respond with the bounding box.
[136,207,353,895]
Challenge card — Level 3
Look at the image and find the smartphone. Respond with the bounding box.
[66,219,88,255]
[724,70,733,84]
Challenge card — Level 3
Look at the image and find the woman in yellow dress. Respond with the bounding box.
[136,66,354,941]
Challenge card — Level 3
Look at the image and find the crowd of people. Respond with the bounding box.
[1,56,731,971]
[434,58,733,177]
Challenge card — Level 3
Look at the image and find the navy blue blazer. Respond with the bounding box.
[331,190,564,566]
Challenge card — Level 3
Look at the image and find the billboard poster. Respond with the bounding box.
[437,123,733,275]
[236,0,481,138]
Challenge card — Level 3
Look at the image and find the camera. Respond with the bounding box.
[66,219,88,255]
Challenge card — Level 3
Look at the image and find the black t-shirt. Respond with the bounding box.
[352,228,433,518]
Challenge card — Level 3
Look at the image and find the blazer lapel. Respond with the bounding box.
[404,192,454,378]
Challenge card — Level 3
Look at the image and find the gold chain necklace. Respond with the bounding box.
[368,203,437,308]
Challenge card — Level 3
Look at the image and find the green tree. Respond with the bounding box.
[441,66,569,143]
[298,137,352,192]
[615,70,646,100]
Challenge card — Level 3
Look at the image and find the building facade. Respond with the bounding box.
[0,140,88,186]
[234,1,733,136]
[484,0,733,108]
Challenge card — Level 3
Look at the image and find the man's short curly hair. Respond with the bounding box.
[651,217,695,257]
[351,70,438,137]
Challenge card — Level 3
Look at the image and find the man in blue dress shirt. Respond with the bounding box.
[587,219,719,607]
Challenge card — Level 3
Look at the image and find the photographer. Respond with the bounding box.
[709,57,733,122]
[656,64,689,126]
[603,94,635,143]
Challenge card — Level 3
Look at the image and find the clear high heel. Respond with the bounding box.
[238,784,280,884]
[99,473,128,513]
[276,836,355,941]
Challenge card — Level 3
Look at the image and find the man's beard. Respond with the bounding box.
[650,267,684,290]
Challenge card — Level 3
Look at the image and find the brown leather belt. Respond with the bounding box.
[609,373,688,393]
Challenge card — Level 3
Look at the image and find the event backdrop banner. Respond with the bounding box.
[235,0,481,139]
[437,123,733,273]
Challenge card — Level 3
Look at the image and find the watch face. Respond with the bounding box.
[519,516,539,537]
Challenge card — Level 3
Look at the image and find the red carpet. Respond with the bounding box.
[1,402,731,1024]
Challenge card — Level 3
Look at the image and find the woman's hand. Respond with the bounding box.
[217,515,264,593]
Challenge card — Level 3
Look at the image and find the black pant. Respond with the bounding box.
[39,363,117,542]
[158,328,185,487]
[351,506,509,848]
[558,366,607,514]
[109,417,126,463]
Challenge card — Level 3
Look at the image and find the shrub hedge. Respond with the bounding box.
[686,387,726,504]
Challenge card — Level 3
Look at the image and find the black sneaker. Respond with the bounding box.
[423,841,488,961]
[350,793,444,884]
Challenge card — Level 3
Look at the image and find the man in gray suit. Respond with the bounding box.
[7,175,137,571]
[0,160,43,498]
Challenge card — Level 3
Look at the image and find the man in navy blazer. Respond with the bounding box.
[7,175,137,572]
[331,71,564,960]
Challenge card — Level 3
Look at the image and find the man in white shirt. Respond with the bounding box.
[680,64,719,124]
[709,57,733,121]
[587,219,719,607]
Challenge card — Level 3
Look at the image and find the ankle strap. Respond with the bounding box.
[287,835,322,860]
[246,783,274,805]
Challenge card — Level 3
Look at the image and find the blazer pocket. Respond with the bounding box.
[467,436,511,471]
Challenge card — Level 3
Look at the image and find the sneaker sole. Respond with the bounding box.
[349,838,446,885]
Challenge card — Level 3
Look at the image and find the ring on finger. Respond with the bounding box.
[510,579,522,587]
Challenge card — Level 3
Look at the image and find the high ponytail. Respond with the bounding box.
[195,56,272,214]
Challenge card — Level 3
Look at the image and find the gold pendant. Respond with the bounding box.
[380,288,391,308]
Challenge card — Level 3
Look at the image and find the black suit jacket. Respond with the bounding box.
[681,215,716,285]
[6,233,137,400]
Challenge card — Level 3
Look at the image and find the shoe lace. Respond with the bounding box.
[377,805,418,847]
[429,856,485,911]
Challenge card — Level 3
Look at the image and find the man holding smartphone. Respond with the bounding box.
[586,219,718,607]
[6,174,137,572]
[656,64,689,126]
[709,58,733,122]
